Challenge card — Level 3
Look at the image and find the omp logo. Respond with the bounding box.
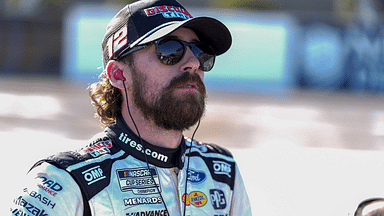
[144,5,192,20]
[210,189,227,210]
[213,160,232,177]
[82,165,106,185]
[117,167,161,195]
[119,132,168,163]
[187,169,206,184]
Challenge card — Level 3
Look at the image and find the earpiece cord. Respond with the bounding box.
[122,82,169,214]
[183,119,201,216]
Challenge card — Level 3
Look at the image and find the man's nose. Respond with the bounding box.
[180,46,200,73]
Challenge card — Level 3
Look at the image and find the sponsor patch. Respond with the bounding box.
[117,167,161,195]
[212,160,232,178]
[24,188,56,209]
[82,165,106,185]
[187,169,206,184]
[144,5,192,20]
[123,196,162,207]
[119,132,169,163]
[210,189,227,210]
[36,176,63,197]
[80,140,112,157]
[13,196,48,216]
[199,156,235,190]
[126,209,168,216]
[182,191,207,207]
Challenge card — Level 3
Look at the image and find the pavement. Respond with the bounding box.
[2,76,384,150]
[2,76,384,216]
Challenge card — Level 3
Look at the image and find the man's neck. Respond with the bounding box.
[121,111,183,149]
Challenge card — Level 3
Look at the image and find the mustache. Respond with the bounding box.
[165,72,206,93]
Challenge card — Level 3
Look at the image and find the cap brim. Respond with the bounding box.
[136,17,232,56]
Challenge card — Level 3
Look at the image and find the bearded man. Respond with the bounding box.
[10,0,251,215]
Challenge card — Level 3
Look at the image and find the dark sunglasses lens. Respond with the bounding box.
[156,40,184,65]
[193,44,215,71]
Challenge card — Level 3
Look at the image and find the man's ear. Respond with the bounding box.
[106,60,127,89]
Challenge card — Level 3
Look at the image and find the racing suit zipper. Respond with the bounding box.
[170,167,181,214]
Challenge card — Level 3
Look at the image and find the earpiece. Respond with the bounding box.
[107,63,126,81]
[114,68,126,81]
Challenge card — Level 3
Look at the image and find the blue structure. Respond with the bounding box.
[61,5,296,93]
[61,4,384,93]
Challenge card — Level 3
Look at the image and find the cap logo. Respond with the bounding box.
[107,25,128,59]
[144,5,193,20]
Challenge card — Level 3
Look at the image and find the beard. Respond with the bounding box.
[130,67,206,131]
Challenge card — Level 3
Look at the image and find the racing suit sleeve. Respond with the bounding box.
[230,164,252,216]
[10,162,84,216]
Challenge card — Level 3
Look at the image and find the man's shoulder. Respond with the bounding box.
[29,132,126,202]
[31,132,121,171]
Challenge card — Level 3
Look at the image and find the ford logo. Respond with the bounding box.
[187,169,206,183]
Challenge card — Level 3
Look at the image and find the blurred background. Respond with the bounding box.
[2,0,384,215]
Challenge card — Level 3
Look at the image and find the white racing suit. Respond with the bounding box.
[10,116,252,216]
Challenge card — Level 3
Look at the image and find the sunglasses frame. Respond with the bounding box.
[116,37,216,72]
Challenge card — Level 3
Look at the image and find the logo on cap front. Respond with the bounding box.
[144,5,193,20]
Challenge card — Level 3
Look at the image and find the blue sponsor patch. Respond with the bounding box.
[187,169,206,184]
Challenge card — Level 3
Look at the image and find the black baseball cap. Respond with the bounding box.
[101,0,232,69]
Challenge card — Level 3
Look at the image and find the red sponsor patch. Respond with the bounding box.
[144,5,192,19]
[81,140,113,157]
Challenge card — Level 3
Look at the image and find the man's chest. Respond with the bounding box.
[89,158,232,216]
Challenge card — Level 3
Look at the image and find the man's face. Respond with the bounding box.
[129,28,207,131]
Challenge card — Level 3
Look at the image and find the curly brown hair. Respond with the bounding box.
[88,56,133,128]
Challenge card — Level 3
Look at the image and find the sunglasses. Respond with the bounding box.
[117,38,216,72]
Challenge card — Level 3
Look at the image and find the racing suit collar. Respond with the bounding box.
[106,116,186,169]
